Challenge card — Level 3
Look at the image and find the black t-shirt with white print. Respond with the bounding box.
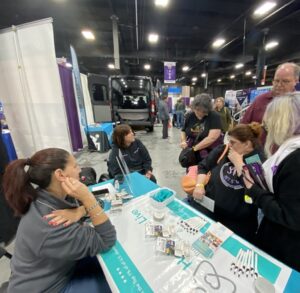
[182,111,222,143]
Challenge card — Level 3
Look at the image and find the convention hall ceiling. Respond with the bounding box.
[1,0,300,87]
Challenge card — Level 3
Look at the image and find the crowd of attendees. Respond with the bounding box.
[1,62,300,292]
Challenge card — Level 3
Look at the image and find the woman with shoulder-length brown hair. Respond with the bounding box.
[3,148,116,293]
[108,124,157,182]
[190,122,265,242]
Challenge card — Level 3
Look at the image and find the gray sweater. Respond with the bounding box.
[8,189,116,293]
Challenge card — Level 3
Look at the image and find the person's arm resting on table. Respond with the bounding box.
[193,145,225,200]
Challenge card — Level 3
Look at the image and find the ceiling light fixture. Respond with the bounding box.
[81,30,95,40]
[144,64,151,70]
[254,2,277,16]
[217,79,222,82]
[182,65,189,72]
[155,0,169,7]
[192,77,197,82]
[235,63,244,69]
[201,73,206,78]
[265,41,279,50]
[212,38,226,48]
[245,71,252,76]
[192,83,196,86]
[108,63,115,69]
[148,33,159,43]
[252,75,257,79]
[230,75,235,79]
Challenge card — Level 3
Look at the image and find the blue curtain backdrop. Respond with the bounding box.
[58,64,83,152]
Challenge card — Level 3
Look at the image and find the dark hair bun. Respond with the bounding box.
[249,122,262,138]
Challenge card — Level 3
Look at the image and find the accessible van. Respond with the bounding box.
[88,74,157,131]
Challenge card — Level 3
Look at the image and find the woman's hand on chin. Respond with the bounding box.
[61,178,92,202]
[228,148,244,167]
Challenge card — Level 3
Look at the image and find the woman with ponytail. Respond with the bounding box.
[191,123,265,242]
[3,148,116,293]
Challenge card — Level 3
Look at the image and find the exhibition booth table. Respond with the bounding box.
[85,123,113,153]
[1,129,17,161]
[90,172,300,293]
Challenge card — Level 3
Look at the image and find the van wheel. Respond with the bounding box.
[146,126,154,132]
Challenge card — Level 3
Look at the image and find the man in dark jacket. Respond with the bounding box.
[158,96,170,139]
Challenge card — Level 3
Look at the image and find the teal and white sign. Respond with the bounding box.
[98,194,293,292]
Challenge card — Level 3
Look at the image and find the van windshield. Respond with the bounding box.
[111,78,151,109]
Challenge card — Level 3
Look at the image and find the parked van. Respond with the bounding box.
[88,74,156,131]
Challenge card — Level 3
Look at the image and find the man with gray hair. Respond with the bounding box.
[242,62,300,124]
[180,93,222,163]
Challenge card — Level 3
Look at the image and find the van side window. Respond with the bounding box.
[92,84,107,102]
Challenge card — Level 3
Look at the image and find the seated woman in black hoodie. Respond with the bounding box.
[108,124,156,183]
[192,122,264,242]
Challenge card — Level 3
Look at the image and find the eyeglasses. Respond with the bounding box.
[272,79,293,85]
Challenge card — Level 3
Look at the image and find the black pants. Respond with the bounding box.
[162,119,168,139]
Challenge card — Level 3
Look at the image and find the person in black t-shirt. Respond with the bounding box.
[180,94,222,162]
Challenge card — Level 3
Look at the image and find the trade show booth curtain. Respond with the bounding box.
[81,73,95,125]
[0,18,72,157]
[58,64,83,151]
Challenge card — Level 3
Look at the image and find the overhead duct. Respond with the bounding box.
[111,15,120,70]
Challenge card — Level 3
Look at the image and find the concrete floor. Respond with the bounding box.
[0,124,186,289]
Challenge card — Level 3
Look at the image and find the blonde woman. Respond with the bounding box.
[241,92,300,271]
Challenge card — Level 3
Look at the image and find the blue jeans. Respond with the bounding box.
[176,111,184,128]
[62,256,111,293]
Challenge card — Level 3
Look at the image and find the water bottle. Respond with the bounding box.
[114,179,120,192]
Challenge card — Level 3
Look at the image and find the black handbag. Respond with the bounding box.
[79,167,97,186]
[178,147,198,168]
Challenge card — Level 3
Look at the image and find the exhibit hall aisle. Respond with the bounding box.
[0,124,186,289]
[75,124,186,198]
